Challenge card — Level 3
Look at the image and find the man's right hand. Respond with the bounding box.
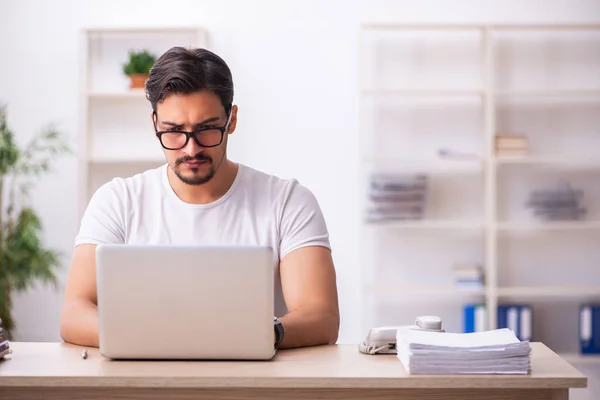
[59,244,100,347]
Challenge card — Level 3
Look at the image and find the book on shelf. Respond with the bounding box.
[526,182,587,221]
[437,148,479,160]
[495,133,527,148]
[495,133,527,157]
[365,173,428,222]
[580,304,600,354]
[453,263,484,289]
[464,304,533,342]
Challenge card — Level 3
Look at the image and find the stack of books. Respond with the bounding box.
[452,264,484,290]
[365,173,428,222]
[396,328,531,375]
[526,182,586,221]
[495,134,527,157]
[0,317,10,358]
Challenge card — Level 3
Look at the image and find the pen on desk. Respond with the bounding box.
[81,348,88,359]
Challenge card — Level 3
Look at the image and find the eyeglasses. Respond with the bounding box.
[153,111,232,150]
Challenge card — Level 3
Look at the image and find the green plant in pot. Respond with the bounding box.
[0,104,71,338]
[122,49,157,89]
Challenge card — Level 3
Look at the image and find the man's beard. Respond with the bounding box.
[173,153,217,186]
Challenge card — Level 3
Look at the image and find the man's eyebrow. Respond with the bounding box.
[161,116,221,127]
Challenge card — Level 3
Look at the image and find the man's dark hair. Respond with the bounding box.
[145,47,234,115]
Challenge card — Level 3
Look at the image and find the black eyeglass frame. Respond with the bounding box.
[153,109,233,150]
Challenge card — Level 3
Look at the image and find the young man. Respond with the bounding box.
[60,47,339,349]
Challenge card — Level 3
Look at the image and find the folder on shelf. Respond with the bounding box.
[464,304,487,333]
[464,304,532,342]
[579,304,600,354]
[497,305,532,342]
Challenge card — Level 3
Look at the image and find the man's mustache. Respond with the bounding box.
[176,154,212,165]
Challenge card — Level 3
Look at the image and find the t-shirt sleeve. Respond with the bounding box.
[279,180,331,259]
[74,179,126,247]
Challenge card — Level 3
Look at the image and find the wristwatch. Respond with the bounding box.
[273,317,284,347]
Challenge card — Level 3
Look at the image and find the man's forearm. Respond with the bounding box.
[60,299,100,348]
[278,305,339,349]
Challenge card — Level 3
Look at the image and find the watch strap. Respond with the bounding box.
[273,317,284,347]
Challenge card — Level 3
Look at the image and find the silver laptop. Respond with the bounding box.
[96,244,276,360]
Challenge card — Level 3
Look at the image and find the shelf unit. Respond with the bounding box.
[78,26,208,218]
[358,24,600,369]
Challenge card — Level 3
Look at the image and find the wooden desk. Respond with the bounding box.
[0,342,586,399]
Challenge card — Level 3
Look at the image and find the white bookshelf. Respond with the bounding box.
[358,24,600,377]
[78,26,208,218]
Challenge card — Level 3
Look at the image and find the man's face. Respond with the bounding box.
[153,91,237,185]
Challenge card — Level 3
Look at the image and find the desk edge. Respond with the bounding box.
[0,376,588,389]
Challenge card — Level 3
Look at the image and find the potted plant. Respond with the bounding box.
[122,49,157,89]
[0,104,71,338]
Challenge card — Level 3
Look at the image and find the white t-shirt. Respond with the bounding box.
[75,163,331,317]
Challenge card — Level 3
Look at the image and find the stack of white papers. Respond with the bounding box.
[396,328,531,375]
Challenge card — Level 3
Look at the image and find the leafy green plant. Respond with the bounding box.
[0,104,71,337]
[122,49,157,76]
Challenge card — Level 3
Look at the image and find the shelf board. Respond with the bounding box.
[495,90,600,98]
[361,89,482,97]
[87,90,147,99]
[88,157,165,165]
[84,26,203,34]
[560,353,600,365]
[362,157,484,173]
[365,220,484,230]
[364,284,485,298]
[497,221,600,231]
[361,23,600,31]
[495,155,600,168]
[497,286,600,299]
[490,24,600,30]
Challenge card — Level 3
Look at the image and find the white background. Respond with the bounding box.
[1,0,599,349]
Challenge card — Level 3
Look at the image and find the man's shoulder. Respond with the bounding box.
[94,163,166,200]
[239,164,318,206]
[240,164,296,187]
[239,164,308,197]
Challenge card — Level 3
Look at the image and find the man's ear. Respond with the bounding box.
[227,105,238,135]
[151,111,159,141]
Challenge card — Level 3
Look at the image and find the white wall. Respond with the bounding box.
[1,0,599,345]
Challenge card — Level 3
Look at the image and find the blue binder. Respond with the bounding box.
[579,304,600,354]
[497,304,532,342]
[463,304,487,333]
[464,304,476,333]
[465,304,532,341]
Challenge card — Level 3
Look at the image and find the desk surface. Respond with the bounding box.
[0,342,587,390]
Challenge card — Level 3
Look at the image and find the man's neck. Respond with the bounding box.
[167,159,239,205]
